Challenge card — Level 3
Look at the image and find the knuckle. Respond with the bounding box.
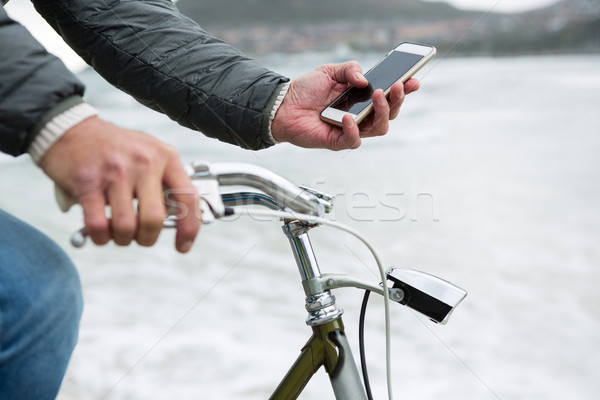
[153,140,176,158]
[162,143,178,158]
[137,236,158,247]
[164,146,182,168]
[178,218,201,240]
[378,120,390,136]
[111,213,137,238]
[86,216,108,232]
[130,139,176,170]
[347,60,361,70]
[132,148,157,170]
[144,142,179,171]
[85,220,110,245]
[72,167,101,195]
[140,210,165,232]
[104,155,129,178]
[136,224,162,247]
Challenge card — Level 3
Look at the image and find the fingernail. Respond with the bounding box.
[355,72,366,81]
[180,240,194,253]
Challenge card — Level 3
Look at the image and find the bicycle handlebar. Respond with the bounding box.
[188,162,326,217]
[61,161,332,247]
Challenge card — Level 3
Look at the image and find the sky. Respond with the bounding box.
[426,0,560,13]
[5,0,561,72]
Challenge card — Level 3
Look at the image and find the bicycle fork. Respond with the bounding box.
[270,319,366,400]
[270,221,367,400]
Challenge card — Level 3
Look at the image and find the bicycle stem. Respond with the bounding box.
[283,220,345,326]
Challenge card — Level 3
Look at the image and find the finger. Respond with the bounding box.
[404,78,420,94]
[107,182,137,246]
[337,114,362,150]
[163,159,201,253]
[135,176,166,247]
[388,82,406,121]
[364,89,390,137]
[331,61,368,88]
[79,192,110,245]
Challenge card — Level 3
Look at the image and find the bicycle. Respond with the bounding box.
[62,161,467,400]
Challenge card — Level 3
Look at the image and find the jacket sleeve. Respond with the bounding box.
[32,0,290,150]
[0,6,85,157]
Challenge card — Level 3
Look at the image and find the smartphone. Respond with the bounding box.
[320,42,436,127]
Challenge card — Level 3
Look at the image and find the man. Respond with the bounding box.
[0,0,419,398]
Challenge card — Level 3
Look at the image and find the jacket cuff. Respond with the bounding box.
[28,97,98,164]
[260,81,290,148]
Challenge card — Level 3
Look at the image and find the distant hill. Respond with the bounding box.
[176,0,600,55]
[458,0,600,54]
[176,0,472,26]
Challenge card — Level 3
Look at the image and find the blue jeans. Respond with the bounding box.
[0,210,83,399]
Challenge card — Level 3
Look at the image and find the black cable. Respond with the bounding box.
[359,290,374,400]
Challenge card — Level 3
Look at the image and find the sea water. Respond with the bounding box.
[1,53,599,399]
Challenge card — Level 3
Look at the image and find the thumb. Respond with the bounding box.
[329,61,368,88]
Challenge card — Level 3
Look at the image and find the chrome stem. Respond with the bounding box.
[283,220,344,326]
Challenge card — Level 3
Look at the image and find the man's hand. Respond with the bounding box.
[39,117,201,253]
[271,61,420,150]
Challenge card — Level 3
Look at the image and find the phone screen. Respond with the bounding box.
[330,51,424,114]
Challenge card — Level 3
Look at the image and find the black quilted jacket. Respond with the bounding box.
[0,0,289,157]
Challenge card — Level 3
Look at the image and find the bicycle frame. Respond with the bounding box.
[271,320,365,400]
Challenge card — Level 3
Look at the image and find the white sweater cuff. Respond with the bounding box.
[28,102,98,164]
[266,81,290,145]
